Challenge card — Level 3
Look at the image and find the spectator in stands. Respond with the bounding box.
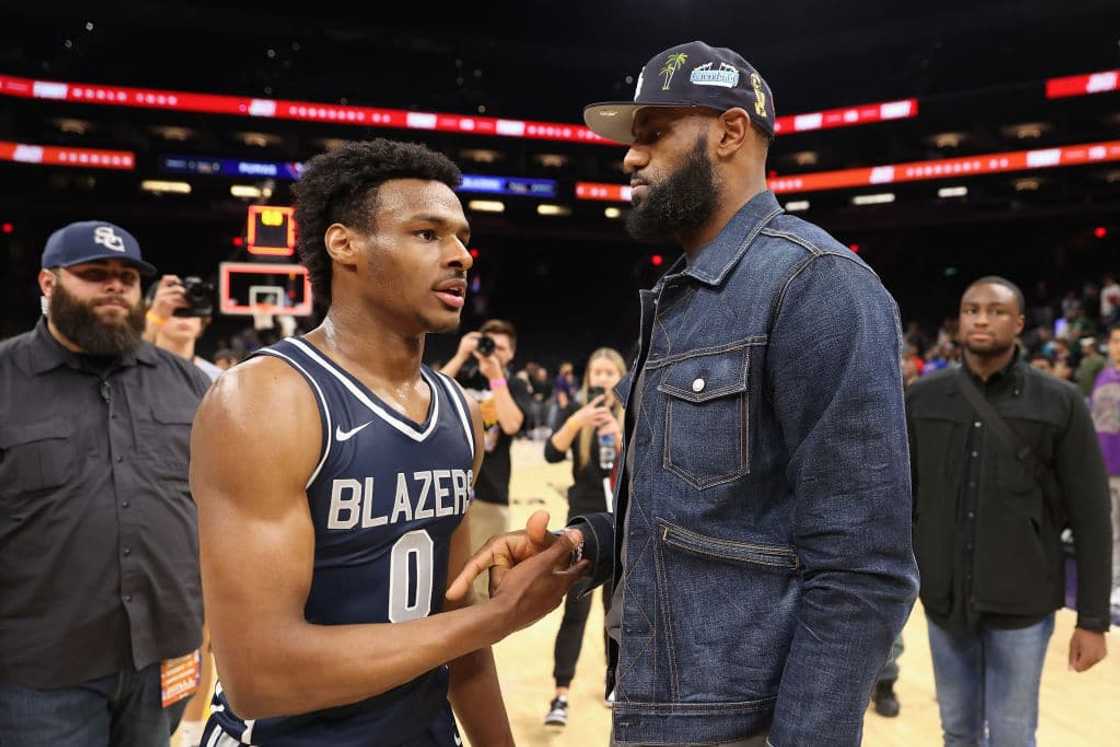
[542,347,627,729]
[530,365,554,437]
[1102,274,1120,326]
[1089,323,1120,617]
[1067,302,1097,343]
[1054,357,1075,382]
[213,348,239,371]
[554,361,576,409]
[0,221,210,746]
[1029,353,1055,375]
[901,354,922,388]
[1076,337,1106,399]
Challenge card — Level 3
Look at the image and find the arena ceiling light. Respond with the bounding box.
[0,140,134,169]
[938,186,968,198]
[851,192,895,206]
[230,184,263,199]
[534,154,569,168]
[141,180,191,194]
[784,200,810,211]
[1002,122,1050,140]
[604,207,622,219]
[536,204,571,216]
[237,131,283,148]
[152,126,193,142]
[467,200,505,213]
[461,148,502,163]
[0,73,919,147]
[54,118,92,135]
[1046,69,1119,98]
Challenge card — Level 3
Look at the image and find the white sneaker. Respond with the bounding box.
[544,697,568,727]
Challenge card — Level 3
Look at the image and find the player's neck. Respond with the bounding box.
[313,307,425,386]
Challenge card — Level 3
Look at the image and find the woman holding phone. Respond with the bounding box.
[541,347,627,729]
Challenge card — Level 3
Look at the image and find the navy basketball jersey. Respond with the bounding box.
[205,336,474,747]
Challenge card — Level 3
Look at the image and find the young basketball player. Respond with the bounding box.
[190,140,584,746]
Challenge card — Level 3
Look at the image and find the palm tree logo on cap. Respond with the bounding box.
[659,53,688,91]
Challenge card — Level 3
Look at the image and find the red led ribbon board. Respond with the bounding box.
[575,182,633,202]
[772,99,917,134]
[0,140,134,169]
[247,205,296,256]
[581,140,1120,200]
[767,140,1120,194]
[0,74,612,146]
[0,73,918,145]
[1045,70,1119,99]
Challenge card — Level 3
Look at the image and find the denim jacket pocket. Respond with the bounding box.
[654,520,799,703]
[657,344,751,489]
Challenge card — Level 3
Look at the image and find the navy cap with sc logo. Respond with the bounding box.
[584,40,775,145]
[41,220,158,276]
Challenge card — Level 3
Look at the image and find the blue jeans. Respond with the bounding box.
[0,664,185,747]
[927,614,1055,747]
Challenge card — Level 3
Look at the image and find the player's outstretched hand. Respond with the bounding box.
[487,530,589,634]
[446,511,581,601]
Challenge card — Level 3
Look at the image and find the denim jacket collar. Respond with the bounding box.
[658,190,784,290]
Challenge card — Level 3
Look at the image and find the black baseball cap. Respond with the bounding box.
[41,220,157,276]
[584,40,776,144]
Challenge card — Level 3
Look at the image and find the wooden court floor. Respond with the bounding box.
[487,440,1120,746]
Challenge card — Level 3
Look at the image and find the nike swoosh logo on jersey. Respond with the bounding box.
[335,421,374,441]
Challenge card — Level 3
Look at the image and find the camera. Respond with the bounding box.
[173,276,215,318]
[476,334,496,357]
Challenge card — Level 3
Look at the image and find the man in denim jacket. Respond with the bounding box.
[451,41,918,746]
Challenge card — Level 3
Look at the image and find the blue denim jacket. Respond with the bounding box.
[573,190,918,746]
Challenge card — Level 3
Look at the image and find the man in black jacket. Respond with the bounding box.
[908,276,1111,746]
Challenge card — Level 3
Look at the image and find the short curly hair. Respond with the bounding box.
[293,139,462,308]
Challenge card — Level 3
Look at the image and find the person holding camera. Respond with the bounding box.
[145,276,223,382]
[541,348,627,729]
[0,221,211,746]
[441,319,533,598]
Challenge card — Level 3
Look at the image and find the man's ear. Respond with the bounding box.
[324,223,360,268]
[714,107,752,158]
[38,268,58,300]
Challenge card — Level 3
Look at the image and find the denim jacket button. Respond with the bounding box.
[692,377,706,393]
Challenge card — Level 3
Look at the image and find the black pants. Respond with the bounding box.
[553,577,611,688]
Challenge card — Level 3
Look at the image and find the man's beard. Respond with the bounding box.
[626,136,720,243]
[49,282,146,357]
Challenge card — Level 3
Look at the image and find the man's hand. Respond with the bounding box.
[487,531,589,634]
[446,511,582,601]
[454,332,481,363]
[148,274,187,321]
[1068,628,1107,672]
[475,350,504,382]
